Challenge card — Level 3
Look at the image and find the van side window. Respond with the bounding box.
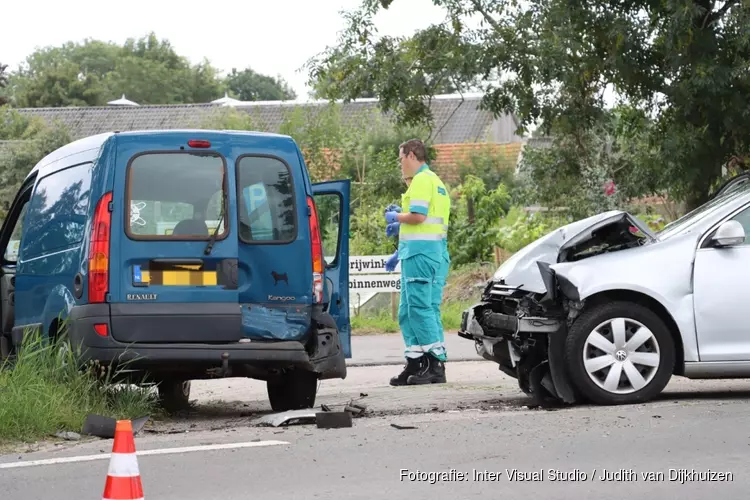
[237,156,296,243]
[22,163,92,259]
[4,203,28,262]
[126,152,227,239]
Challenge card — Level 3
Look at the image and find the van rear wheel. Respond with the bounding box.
[0,335,11,361]
[266,369,318,412]
[158,378,191,412]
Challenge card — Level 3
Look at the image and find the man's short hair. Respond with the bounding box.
[399,139,427,162]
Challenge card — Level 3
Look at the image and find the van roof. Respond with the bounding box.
[26,129,296,180]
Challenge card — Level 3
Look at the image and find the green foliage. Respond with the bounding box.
[352,298,473,334]
[496,207,568,253]
[454,144,522,202]
[0,324,156,445]
[5,33,293,107]
[518,106,665,219]
[447,175,510,266]
[307,0,750,210]
[225,68,296,101]
[0,63,8,106]
[0,107,71,216]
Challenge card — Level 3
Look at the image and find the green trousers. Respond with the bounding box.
[398,253,449,361]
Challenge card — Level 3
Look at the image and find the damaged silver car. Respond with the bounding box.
[459,174,750,406]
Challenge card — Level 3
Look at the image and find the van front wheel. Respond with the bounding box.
[266,369,318,412]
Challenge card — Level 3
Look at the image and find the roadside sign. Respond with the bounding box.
[325,254,402,299]
[348,254,401,274]
[350,273,401,293]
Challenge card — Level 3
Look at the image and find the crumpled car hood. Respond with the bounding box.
[492,210,655,293]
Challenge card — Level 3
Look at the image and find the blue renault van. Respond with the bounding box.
[0,130,351,412]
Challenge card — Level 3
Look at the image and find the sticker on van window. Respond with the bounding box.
[130,202,147,227]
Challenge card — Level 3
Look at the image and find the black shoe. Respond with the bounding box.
[407,354,446,385]
[390,356,424,386]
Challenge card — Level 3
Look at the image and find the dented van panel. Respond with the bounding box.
[241,304,313,341]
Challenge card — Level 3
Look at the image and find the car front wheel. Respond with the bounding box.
[564,301,675,405]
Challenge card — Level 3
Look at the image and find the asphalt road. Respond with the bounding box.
[4,369,750,499]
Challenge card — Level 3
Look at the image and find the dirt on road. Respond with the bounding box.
[141,360,750,436]
[142,361,531,435]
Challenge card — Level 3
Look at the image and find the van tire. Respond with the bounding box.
[266,369,318,412]
[0,334,13,363]
[158,379,191,412]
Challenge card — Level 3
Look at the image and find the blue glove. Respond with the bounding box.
[385,211,399,224]
[385,250,399,272]
[384,204,402,214]
[385,222,400,238]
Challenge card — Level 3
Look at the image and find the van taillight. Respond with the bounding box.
[307,196,324,303]
[89,191,112,303]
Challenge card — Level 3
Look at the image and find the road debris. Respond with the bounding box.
[390,423,418,430]
[256,409,318,427]
[344,401,367,417]
[82,414,150,438]
[316,411,353,429]
[54,431,81,441]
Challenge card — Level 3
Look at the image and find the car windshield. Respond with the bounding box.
[657,181,750,239]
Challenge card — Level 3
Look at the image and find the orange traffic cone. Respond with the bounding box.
[102,420,144,500]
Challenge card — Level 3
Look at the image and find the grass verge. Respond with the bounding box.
[351,299,475,334]
[352,262,495,335]
[0,325,158,446]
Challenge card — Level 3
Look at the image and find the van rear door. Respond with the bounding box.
[109,134,240,344]
[312,180,351,358]
[235,150,315,342]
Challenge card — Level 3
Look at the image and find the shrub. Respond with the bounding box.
[496,207,569,253]
[448,175,511,266]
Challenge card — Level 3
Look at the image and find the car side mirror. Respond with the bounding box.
[711,220,746,247]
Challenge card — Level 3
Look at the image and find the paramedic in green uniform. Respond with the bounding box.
[384,139,451,385]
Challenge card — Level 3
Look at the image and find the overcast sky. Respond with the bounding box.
[2,0,448,102]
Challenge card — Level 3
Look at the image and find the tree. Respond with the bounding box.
[0,108,71,213]
[307,0,750,209]
[8,33,225,106]
[0,62,8,105]
[225,68,297,101]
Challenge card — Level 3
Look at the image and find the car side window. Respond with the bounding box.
[730,206,750,245]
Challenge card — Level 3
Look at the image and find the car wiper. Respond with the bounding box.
[204,177,227,256]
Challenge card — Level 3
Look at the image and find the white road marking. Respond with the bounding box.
[0,440,290,470]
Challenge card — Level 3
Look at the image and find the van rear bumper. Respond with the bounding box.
[65,304,346,380]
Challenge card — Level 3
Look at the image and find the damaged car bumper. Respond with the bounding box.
[458,292,577,405]
[459,302,560,368]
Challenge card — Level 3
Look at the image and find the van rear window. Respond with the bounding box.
[236,155,296,243]
[126,152,227,239]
